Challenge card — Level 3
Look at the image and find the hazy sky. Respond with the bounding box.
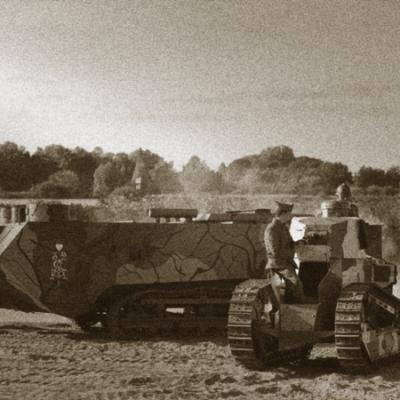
[1,0,400,170]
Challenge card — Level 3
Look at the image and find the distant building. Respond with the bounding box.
[131,154,151,193]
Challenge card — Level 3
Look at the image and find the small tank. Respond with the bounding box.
[228,194,398,372]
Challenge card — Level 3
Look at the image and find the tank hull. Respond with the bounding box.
[0,221,267,319]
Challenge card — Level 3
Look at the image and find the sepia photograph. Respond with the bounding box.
[0,1,400,399]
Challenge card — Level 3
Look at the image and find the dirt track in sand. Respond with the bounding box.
[0,311,400,400]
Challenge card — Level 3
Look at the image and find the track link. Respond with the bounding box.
[228,279,311,369]
[228,280,267,369]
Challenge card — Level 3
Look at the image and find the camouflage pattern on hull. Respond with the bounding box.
[0,221,267,318]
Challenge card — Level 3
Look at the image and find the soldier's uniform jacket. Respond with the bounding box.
[264,217,296,270]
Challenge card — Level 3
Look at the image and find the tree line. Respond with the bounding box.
[0,142,398,198]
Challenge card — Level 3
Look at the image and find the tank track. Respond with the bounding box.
[335,283,400,372]
[335,285,370,371]
[107,285,233,339]
[228,279,311,369]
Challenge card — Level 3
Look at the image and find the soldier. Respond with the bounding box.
[336,182,359,217]
[336,182,352,202]
[264,202,305,303]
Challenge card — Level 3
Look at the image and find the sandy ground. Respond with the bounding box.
[0,310,400,400]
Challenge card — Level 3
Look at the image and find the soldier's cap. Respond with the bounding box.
[274,201,293,214]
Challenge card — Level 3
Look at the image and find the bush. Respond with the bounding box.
[110,184,142,201]
[48,170,81,195]
[180,156,221,193]
[103,192,146,221]
[93,162,123,197]
[350,185,398,199]
[30,170,81,198]
[366,185,384,196]
[31,182,71,198]
[383,186,399,196]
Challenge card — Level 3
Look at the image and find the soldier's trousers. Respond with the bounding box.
[265,264,305,303]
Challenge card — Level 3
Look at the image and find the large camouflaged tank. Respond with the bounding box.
[0,202,270,337]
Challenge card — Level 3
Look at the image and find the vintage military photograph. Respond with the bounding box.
[0,0,400,399]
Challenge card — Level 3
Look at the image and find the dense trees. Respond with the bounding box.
[92,149,181,198]
[180,156,224,193]
[317,162,352,194]
[150,160,182,194]
[0,141,397,198]
[93,162,123,197]
[255,145,295,169]
[219,148,353,195]
[355,167,386,188]
[386,167,400,189]
[355,166,400,189]
[0,142,32,191]
[32,170,81,198]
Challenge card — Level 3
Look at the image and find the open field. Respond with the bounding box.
[0,310,400,400]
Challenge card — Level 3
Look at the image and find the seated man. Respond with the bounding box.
[336,182,359,217]
[336,182,352,202]
[264,201,305,303]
